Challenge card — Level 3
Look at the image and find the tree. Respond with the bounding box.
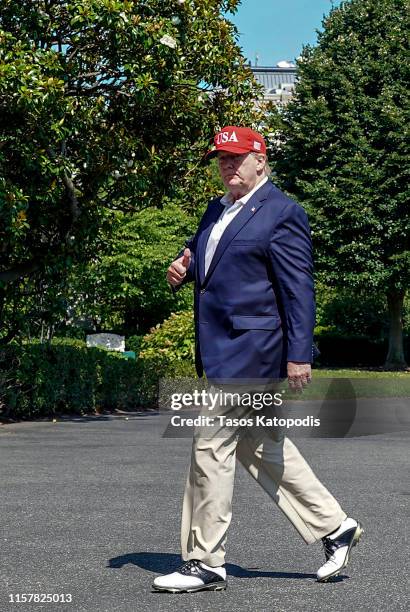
[65,201,196,335]
[0,0,261,343]
[271,0,409,369]
[63,159,225,336]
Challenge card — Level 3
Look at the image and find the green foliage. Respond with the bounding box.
[135,310,196,402]
[315,282,390,338]
[271,0,409,367]
[125,334,143,356]
[273,0,409,292]
[314,329,409,368]
[0,0,262,343]
[61,158,226,336]
[139,309,196,368]
[64,200,199,334]
[0,337,144,418]
[134,303,409,377]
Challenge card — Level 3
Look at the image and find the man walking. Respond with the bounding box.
[152,126,363,593]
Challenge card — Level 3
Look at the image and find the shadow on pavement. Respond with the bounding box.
[107,551,349,582]
[56,411,159,423]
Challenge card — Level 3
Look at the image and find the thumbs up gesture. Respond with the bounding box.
[167,248,192,287]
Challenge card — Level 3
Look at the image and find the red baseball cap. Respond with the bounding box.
[206,126,267,159]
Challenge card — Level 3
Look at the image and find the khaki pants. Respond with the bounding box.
[180,392,347,567]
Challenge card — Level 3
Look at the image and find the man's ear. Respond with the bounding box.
[256,155,266,172]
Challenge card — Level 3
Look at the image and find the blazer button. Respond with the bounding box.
[200,288,206,294]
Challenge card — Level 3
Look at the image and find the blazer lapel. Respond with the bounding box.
[197,198,224,285]
[203,180,274,286]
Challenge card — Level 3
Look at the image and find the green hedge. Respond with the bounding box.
[137,310,198,404]
[1,313,408,420]
[138,310,410,373]
[0,314,198,419]
[0,338,146,419]
[314,331,409,367]
[139,310,196,366]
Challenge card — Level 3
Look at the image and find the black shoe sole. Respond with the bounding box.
[152,581,227,593]
[317,522,364,583]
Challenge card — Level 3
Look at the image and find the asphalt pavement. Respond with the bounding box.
[0,404,409,612]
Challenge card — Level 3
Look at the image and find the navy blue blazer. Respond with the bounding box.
[176,180,316,380]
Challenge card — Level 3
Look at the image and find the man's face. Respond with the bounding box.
[217,151,265,195]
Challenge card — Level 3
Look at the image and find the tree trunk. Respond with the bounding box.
[384,289,407,369]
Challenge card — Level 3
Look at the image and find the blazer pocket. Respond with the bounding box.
[232,315,281,330]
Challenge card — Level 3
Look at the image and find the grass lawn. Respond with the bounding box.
[285,368,410,400]
[313,369,409,377]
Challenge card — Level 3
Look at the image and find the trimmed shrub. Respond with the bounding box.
[0,338,144,419]
[139,310,196,365]
[314,330,409,367]
[137,310,197,403]
[137,310,409,383]
[125,335,144,356]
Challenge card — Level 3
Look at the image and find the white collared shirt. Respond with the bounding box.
[204,176,268,275]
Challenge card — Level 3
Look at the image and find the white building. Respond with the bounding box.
[250,62,297,106]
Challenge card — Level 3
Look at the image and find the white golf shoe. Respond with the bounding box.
[317,517,364,582]
[152,559,227,593]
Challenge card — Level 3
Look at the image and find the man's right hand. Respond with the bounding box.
[166,248,191,287]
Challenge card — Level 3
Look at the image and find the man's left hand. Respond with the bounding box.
[287,362,312,393]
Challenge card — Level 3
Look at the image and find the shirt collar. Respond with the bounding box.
[220,176,269,208]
